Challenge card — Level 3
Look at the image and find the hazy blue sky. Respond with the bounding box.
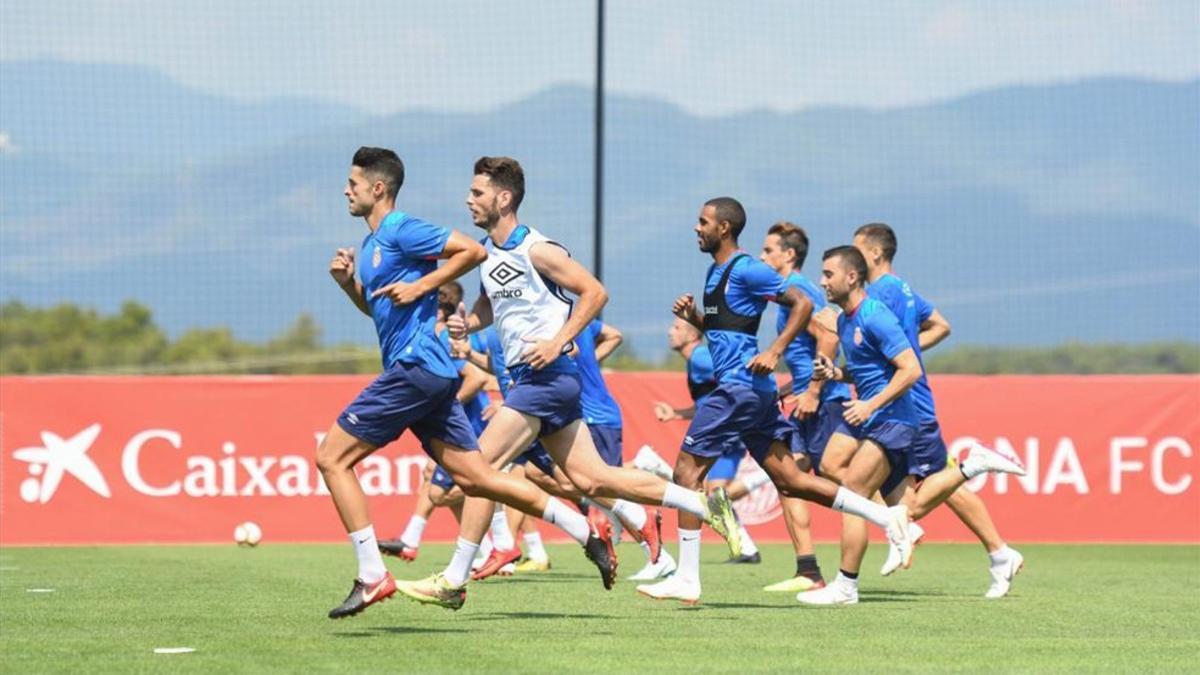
[3,1,1197,116]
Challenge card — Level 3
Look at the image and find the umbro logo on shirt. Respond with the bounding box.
[488,262,525,287]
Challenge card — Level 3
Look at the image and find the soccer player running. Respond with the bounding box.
[854,223,1025,597]
[378,282,492,562]
[320,147,592,619]
[636,199,913,605]
[755,222,846,593]
[796,245,1023,606]
[496,317,673,581]
[396,157,737,610]
[646,318,766,565]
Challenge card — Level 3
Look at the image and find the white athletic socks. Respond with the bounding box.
[524,532,549,563]
[542,497,591,544]
[612,499,648,530]
[677,529,702,581]
[988,545,1014,566]
[743,469,772,492]
[662,483,709,519]
[738,524,759,556]
[490,508,515,550]
[443,537,481,587]
[400,515,427,549]
[832,487,890,529]
[477,534,494,562]
[348,524,388,584]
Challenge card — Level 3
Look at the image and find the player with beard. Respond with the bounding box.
[635,199,913,605]
[395,157,738,610]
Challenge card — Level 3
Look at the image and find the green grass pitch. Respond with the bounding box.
[2,542,1197,673]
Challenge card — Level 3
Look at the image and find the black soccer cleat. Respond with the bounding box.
[327,573,397,619]
[583,523,618,590]
[377,539,418,562]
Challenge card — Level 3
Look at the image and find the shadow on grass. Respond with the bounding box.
[333,626,469,638]
[696,601,795,610]
[470,611,612,621]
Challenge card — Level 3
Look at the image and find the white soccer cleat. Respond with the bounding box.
[628,550,678,581]
[632,445,674,480]
[636,574,700,605]
[796,576,858,606]
[967,443,1027,477]
[986,549,1025,599]
[882,505,914,572]
[881,521,925,576]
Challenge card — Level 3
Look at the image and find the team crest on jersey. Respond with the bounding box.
[372,247,382,268]
[853,327,863,346]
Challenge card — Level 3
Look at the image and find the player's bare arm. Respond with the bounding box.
[654,401,697,421]
[672,293,704,329]
[794,314,838,419]
[918,309,952,351]
[813,353,853,384]
[329,247,371,317]
[522,241,609,369]
[592,323,624,362]
[749,285,812,375]
[841,347,921,425]
[448,294,494,339]
[372,231,486,306]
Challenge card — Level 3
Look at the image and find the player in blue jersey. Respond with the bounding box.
[378,282,511,566]
[637,198,913,604]
[854,223,1025,597]
[320,147,594,619]
[797,245,1023,605]
[647,317,772,565]
[754,221,846,592]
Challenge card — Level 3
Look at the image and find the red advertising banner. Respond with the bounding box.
[1,375,1197,545]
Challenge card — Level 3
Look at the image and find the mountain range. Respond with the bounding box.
[2,60,1197,360]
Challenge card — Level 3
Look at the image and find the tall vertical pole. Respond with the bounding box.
[593,0,605,284]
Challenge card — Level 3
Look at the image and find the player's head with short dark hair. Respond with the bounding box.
[823,246,869,285]
[854,222,897,264]
[351,146,405,200]
[767,221,810,271]
[704,197,747,240]
[474,156,525,211]
[820,245,869,305]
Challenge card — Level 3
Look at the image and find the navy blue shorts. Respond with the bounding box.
[906,419,949,479]
[510,441,557,476]
[682,383,794,464]
[791,397,849,472]
[707,445,747,481]
[505,369,583,436]
[337,362,479,453]
[590,425,623,467]
[834,417,918,496]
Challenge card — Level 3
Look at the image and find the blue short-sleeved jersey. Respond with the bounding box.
[437,328,491,421]
[574,320,623,428]
[687,343,717,405]
[779,272,852,402]
[837,297,919,427]
[704,255,785,393]
[358,211,457,379]
[867,273,937,421]
[482,326,513,396]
